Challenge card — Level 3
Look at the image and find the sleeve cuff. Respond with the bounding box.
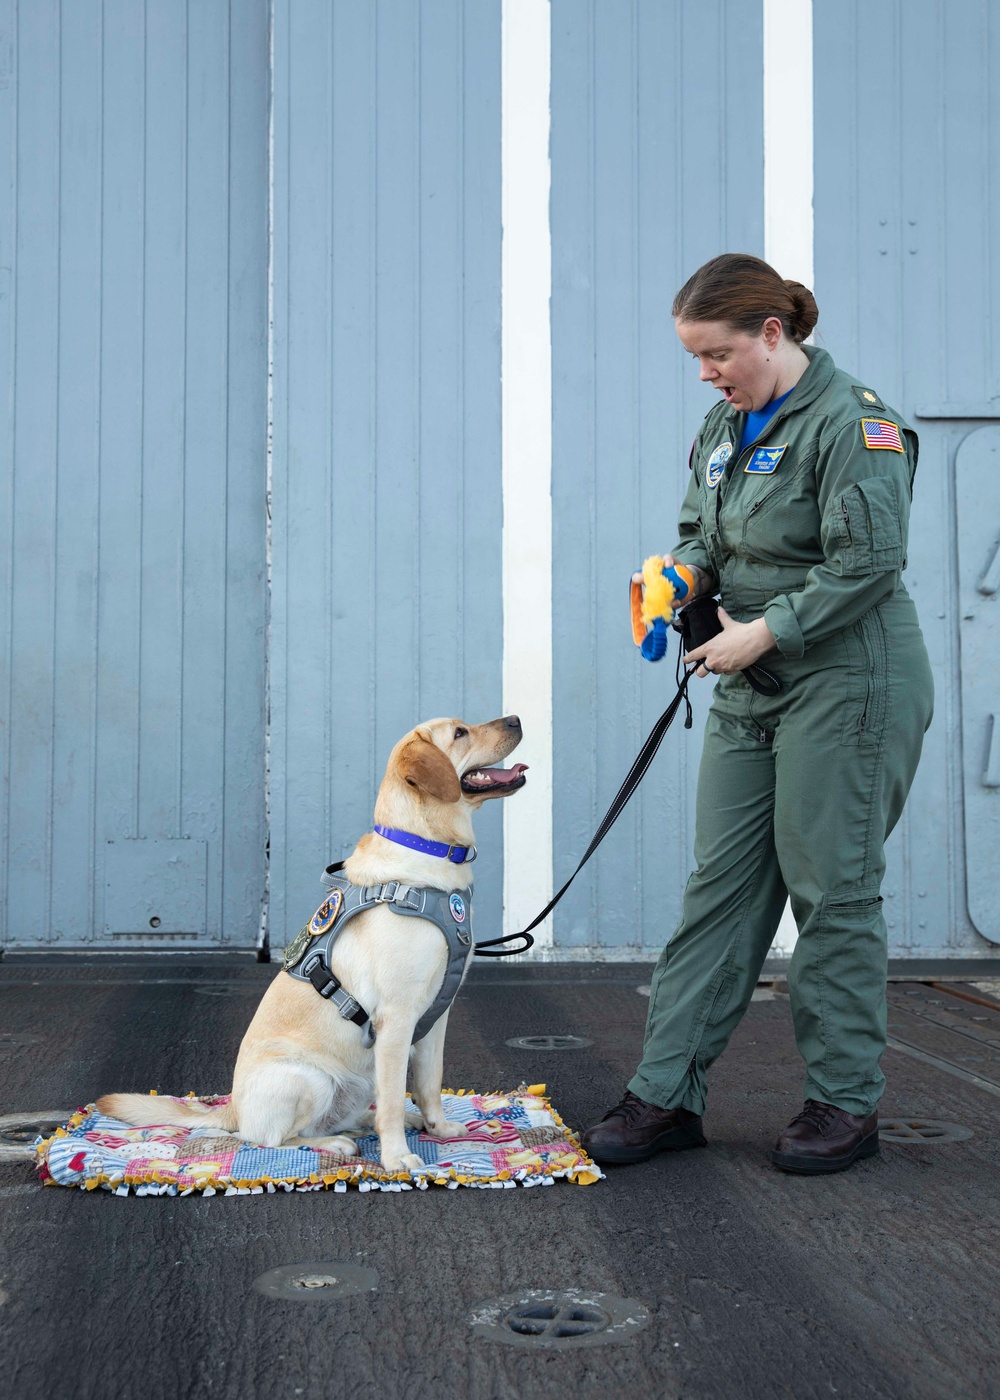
[670,542,716,583]
[763,597,805,659]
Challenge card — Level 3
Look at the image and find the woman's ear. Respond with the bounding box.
[396,736,462,804]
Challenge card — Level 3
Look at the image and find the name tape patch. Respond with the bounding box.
[861,419,904,452]
[745,444,787,474]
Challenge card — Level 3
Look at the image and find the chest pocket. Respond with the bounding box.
[833,476,905,576]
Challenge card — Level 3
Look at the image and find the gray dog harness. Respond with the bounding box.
[283,871,474,1048]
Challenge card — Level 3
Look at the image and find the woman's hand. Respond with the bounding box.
[684,608,776,678]
[630,555,712,602]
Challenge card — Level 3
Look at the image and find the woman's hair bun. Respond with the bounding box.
[783,280,819,341]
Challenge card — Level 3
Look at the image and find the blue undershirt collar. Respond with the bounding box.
[739,386,795,451]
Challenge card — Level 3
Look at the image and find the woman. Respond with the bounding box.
[581,254,934,1176]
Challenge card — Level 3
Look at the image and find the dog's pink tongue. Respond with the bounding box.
[487,763,528,785]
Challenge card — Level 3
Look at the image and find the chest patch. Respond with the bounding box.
[745,443,788,474]
[705,441,733,488]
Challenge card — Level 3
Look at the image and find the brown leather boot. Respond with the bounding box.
[771,1100,879,1175]
[579,1089,707,1165]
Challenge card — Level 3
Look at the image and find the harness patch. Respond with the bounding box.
[745,443,787,474]
[309,888,344,935]
[705,441,733,488]
[449,892,467,923]
[861,419,904,452]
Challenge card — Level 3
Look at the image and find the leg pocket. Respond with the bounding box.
[840,609,888,747]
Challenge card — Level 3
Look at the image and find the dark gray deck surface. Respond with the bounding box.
[2,958,999,1400]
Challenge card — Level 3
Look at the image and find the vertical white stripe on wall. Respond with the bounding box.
[765,0,813,957]
[763,0,814,290]
[501,0,554,946]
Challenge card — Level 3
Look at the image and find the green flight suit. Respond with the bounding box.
[630,346,934,1119]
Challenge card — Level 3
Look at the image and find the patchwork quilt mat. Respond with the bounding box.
[35,1085,604,1195]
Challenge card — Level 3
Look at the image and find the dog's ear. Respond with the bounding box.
[397,735,462,804]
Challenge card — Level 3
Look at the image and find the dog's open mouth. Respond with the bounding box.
[460,762,529,797]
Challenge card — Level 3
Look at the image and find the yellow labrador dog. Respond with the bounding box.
[99,715,526,1173]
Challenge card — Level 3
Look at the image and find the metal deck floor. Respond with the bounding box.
[2,959,999,1400]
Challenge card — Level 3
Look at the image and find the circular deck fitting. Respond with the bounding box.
[505,1034,592,1052]
[0,1110,72,1161]
[470,1289,649,1350]
[880,1119,973,1144]
[252,1263,378,1302]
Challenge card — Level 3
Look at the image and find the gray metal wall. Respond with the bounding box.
[0,0,269,948]
[550,0,765,953]
[2,0,995,960]
[268,0,505,948]
[813,0,999,952]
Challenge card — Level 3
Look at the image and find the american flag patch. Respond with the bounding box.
[861,418,904,452]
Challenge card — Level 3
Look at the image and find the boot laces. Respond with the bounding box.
[792,1099,841,1135]
[604,1090,650,1126]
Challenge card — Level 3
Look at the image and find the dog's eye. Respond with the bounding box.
[454,727,468,740]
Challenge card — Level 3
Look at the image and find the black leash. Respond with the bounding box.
[323,596,779,961]
[473,663,699,957]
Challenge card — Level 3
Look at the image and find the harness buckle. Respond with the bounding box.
[376,882,423,912]
[337,995,361,1021]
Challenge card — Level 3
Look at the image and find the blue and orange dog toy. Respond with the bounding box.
[630,556,696,661]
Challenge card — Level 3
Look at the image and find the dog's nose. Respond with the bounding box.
[504,714,522,731]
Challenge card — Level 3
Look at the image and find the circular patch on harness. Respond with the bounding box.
[470,1289,648,1349]
[505,1034,593,1051]
[252,1263,378,1302]
[880,1119,973,1144]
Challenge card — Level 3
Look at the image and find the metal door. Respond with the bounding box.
[0,0,269,949]
[814,0,1000,957]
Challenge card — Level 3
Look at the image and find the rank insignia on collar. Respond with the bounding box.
[745,443,787,474]
[851,385,884,411]
[308,888,344,936]
[705,440,733,488]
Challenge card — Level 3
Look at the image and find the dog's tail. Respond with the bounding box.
[95,1092,239,1133]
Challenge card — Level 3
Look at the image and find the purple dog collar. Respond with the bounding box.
[373,824,476,864]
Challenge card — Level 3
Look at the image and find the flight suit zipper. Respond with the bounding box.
[714,403,799,535]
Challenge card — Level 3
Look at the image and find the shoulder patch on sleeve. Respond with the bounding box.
[861,419,905,452]
[851,385,885,411]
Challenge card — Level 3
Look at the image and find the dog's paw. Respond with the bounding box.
[311,1134,358,1157]
[404,1106,426,1130]
[380,1149,426,1174]
[423,1119,470,1141]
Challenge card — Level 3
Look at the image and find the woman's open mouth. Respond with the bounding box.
[460,763,529,797]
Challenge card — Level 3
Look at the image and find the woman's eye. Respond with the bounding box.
[454,727,468,739]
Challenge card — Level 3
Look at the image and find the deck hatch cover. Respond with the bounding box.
[470,1289,649,1349]
[505,1034,593,1051]
[252,1263,377,1301]
[880,1119,973,1143]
